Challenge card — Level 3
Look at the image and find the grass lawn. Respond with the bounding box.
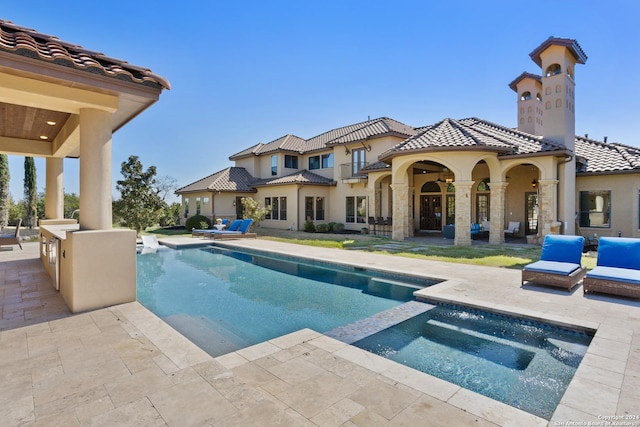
[147,226,598,270]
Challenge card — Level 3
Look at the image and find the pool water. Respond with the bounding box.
[353,304,593,420]
[137,247,427,356]
[136,246,592,420]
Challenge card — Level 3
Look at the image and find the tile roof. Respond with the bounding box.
[575,137,640,173]
[379,117,567,161]
[230,117,417,159]
[175,167,257,194]
[529,37,588,67]
[230,135,306,159]
[0,19,170,89]
[508,72,542,92]
[253,170,336,187]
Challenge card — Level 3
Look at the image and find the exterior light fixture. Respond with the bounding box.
[39,135,48,140]
[46,120,57,126]
[531,179,538,188]
[345,146,351,155]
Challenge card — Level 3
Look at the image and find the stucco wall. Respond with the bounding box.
[576,173,640,238]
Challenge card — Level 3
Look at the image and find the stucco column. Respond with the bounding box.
[454,181,474,246]
[538,179,559,237]
[79,108,112,230]
[489,181,508,245]
[45,157,64,219]
[391,183,410,240]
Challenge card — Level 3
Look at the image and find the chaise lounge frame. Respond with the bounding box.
[583,237,640,299]
[521,234,586,291]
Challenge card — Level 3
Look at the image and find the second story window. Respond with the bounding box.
[352,148,366,176]
[285,155,298,169]
[271,155,277,176]
[322,153,333,168]
[309,156,320,170]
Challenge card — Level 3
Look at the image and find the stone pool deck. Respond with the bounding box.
[1,239,638,426]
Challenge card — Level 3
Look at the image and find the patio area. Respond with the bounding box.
[1,240,638,426]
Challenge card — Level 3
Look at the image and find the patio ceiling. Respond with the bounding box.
[0,19,169,159]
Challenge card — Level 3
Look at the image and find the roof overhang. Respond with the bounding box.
[379,146,514,163]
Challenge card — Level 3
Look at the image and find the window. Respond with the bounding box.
[203,197,209,205]
[352,148,366,176]
[271,155,277,176]
[272,197,279,220]
[265,197,271,219]
[196,197,201,215]
[346,196,366,223]
[184,197,189,218]
[285,155,298,169]
[579,191,611,228]
[309,156,320,170]
[520,91,532,101]
[305,196,325,221]
[321,153,333,168]
[264,197,286,220]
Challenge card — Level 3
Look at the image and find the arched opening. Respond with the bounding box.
[520,91,532,101]
[545,63,562,77]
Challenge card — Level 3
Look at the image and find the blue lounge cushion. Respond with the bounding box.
[227,219,243,231]
[523,260,582,276]
[540,235,584,265]
[596,237,640,270]
[208,219,254,235]
[586,266,640,285]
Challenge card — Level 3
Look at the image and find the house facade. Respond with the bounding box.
[177,37,640,246]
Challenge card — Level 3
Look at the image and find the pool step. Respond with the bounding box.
[325,300,435,344]
[164,313,251,357]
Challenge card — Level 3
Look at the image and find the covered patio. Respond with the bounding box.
[0,19,169,312]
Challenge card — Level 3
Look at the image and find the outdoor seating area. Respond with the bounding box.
[521,234,587,291]
[504,221,520,239]
[583,237,640,299]
[199,218,256,239]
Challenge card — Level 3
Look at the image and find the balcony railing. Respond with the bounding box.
[339,162,369,180]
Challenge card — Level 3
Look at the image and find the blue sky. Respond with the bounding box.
[4,1,640,204]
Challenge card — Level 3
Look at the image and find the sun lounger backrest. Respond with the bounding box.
[227,219,243,231]
[596,237,640,270]
[540,235,584,264]
[237,219,253,233]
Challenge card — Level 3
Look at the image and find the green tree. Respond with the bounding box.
[8,195,24,225]
[23,157,37,228]
[240,197,271,230]
[37,192,46,220]
[0,154,9,228]
[114,155,164,235]
[64,192,80,220]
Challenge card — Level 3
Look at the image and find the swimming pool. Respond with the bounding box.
[353,303,593,420]
[137,246,435,356]
[136,246,592,420]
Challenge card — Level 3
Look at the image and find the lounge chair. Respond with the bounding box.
[583,237,640,299]
[193,219,242,237]
[140,234,160,254]
[521,234,586,291]
[0,219,22,250]
[504,221,520,238]
[206,218,257,239]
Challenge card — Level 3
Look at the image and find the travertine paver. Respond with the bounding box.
[1,240,639,426]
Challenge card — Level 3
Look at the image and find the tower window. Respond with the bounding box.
[545,63,562,77]
[536,93,542,101]
[520,91,532,101]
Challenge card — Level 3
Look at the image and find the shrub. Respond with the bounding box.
[185,215,211,232]
[328,222,336,231]
[333,222,345,232]
[304,220,315,232]
[315,223,329,233]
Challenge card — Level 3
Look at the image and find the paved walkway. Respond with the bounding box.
[0,239,638,426]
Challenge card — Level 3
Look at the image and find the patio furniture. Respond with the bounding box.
[140,234,160,254]
[207,218,257,240]
[443,225,455,239]
[583,237,640,299]
[470,223,482,239]
[193,219,242,237]
[0,219,22,250]
[521,234,586,291]
[504,221,520,239]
